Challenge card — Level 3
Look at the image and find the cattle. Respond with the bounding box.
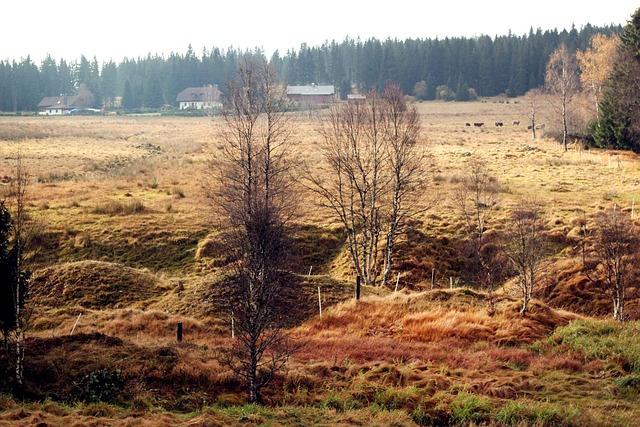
[465,123,471,126]
[473,122,484,127]
[535,124,545,130]
[512,120,520,125]
[495,122,503,127]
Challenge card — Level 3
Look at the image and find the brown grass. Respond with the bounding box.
[2,100,640,424]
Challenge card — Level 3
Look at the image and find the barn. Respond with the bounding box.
[286,84,336,104]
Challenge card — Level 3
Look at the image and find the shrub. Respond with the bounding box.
[71,369,123,403]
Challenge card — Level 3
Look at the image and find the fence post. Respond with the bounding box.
[70,313,82,336]
[177,322,183,342]
[355,276,361,300]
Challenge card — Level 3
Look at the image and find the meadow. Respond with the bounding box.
[1,98,640,426]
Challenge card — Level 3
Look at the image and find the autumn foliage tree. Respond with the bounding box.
[576,33,620,123]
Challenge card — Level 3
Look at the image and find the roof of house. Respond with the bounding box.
[176,85,222,103]
[38,95,83,109]
[286,85,335,96]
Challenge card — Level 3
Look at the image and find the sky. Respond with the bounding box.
[2,1,637,64]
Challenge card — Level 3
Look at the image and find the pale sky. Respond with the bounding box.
[3,1,637,64]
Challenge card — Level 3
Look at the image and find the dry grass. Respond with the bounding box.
[2,100,640,424]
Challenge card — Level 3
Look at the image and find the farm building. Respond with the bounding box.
[176,85,222,110]
[286,85,335,104]
[37,95,91,115]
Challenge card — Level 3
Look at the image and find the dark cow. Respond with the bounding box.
[465,123,471,126]
[512,120,520,125]
[473,122,484,127]
[495,122,503,127]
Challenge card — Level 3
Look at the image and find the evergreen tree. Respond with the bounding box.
[596,7,640,152]
[122,80,135,109]
[594,88,636,151]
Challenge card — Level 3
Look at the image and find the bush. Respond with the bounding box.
[71,369,123,403]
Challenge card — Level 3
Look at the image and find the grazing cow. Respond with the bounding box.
[512,120,520,125]
[465,123,471,126]
[473,122,484,127]
[527,125,533,130]
[535,124,545,130]
[495,122,503,127]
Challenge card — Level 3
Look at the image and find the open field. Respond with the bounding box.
[1,99,640,425]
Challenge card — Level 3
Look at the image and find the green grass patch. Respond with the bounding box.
[496,400,578,426]
[450,392,492,425]
[552,320,640,374]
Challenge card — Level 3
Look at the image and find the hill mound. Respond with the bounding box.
[537,257,640,320]
[31,261,168,309]
[298,288,579,346]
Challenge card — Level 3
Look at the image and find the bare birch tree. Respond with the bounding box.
[454,159,502,302]
[308,83,426,288]
[525,88,543,140]
[309,93,386,287]
[545,43,581,151]
[209,55,301,404]
[589,207,638,321]
[502,200,547,314]
[380,83,426,287]
[0,156,33,389]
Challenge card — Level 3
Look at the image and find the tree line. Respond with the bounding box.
[0,24,622,112]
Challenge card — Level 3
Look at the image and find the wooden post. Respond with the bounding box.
[355,276,361,300]
[70,313,82,336]
[308,265,313,276]
[431,269,435,290]
[177,322,183,342]
[394,273,401,294]
[318,286,322,317]
[231,310,235,339]
[450,276,453,289]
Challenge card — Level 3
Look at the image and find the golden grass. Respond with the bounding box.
[2,100,640,424]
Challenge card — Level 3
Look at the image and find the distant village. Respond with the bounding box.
[37,84,341,115]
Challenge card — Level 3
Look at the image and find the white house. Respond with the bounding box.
[37,95,86,115]
[176,85,222,110]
